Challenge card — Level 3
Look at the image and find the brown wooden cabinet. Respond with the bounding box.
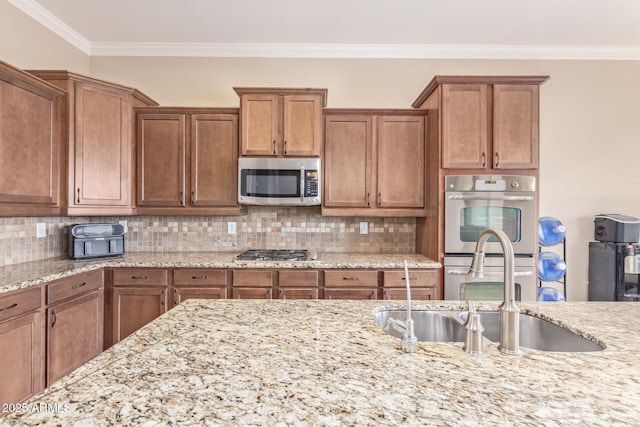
[382,270,439,300]
[135,107,244,215]
[171,269,228,307]
[111,269,168,344]
[277,270,319,300]
[323,109,427,217]
[0,287,45,407]
[234,88,327,157]
[231,269,273,299]
[323,270,378,300]
[28,70,157,216]
[413,76,548,171]
[0,60,64,216]
[46,270,103,385]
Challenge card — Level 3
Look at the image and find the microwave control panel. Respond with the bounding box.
[305,171,319,197]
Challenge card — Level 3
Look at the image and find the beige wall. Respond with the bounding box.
[3,4,640,300]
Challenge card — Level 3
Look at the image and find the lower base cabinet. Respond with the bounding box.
[0,287,45,407]
[232,270,273,299]
[323,270,378,300]
[381,270,439,300]
[172,269,228,307]
[277,270,319,300]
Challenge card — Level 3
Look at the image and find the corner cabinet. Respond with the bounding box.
[135,107,244,215]
[412,76,548,171]
[0,60,64,216]
[234,87,327,157]
[27,70,158,216]
[322,109,427,217]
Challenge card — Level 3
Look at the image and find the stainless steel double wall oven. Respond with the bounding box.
[443,175,538,301]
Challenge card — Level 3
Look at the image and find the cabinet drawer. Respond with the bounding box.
[47,270,103,305]
[0,287,41,322]
[324,270,378,287]
[324,288,377,300]
[232,270,273,287]
[382,270,438,288]
[173,269,228,286]
[232,287,273,299]
[383,287,436,300]
[112,269,168,286]
[278,270,319,287]
[278,288,318,299]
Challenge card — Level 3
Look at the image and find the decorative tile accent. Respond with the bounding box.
[0,207,416,266]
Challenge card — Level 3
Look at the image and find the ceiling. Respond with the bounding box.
[9,0,640,59]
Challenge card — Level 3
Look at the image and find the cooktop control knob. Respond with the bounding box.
[511,181,520,189]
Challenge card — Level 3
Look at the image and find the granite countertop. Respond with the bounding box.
[0,252,440,294]
[2,299,639,425]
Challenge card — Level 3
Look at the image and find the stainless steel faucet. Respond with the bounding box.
[384,260,418,353]
[468,227,522,356]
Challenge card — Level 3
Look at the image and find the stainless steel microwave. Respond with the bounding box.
[238,157,321,206]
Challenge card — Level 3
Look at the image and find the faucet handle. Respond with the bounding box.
[466,299,476,314]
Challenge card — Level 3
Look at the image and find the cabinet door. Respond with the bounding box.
[137,114,186,207]
[324,288,377,300]
[172,287,227,307]
[191,114,239,207]
[493,84,539,169]
[232,288,273,299]
[282,95,322,156]
[0,310,44,406]
[377,115,425,208]
[240,94,278,156]
[0,70,60,213]
[323,115,373,208]
[383,287,436,300]
[278,288,318,299]
[112,287,167,343]
[74,82,132,206]
[47,289,103,385]
[441,84,489,169]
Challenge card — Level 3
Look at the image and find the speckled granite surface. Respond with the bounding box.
[0,252,440,294]
[3,299,640,426]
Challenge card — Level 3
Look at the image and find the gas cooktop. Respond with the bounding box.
[236,249,312,261]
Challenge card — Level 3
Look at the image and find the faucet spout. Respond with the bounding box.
[468,227,522,356]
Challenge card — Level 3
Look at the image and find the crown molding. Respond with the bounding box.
[89,43,640,60]
[9,0,91,54]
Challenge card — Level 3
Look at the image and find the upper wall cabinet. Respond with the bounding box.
[234,88,327,157]
[323,109,427,217]
[0,60,64,216]
[28,70,157,216]
[135,107,245,216]
[412,76,548,170]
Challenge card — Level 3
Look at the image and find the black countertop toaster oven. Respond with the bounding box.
[68,223,125,259]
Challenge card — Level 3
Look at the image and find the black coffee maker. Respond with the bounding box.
[588,214,640,301]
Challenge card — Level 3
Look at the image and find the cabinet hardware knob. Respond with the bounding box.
[131,275,149,280]
[273,140,277,155]
[481,152,486,167]
[51,308,57,328]
[77,188,81,204]
[495,152,500,167]
[71,282,87,289]
[0,302,17,311]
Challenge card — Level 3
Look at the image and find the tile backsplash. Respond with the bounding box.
[0,207,416,267]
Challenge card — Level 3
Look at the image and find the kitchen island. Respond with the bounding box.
[3,299,639,426]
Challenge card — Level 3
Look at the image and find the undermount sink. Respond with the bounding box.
[374,309,605,352]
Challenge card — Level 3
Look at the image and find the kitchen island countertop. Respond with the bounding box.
[3,299,640,426]
[0,252,439,294]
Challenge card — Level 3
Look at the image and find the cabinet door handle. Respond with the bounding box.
[191,275,208,280]
[161,289,166,306]
[173,289,178,306]
[179,191,184,206]
[77,188,81,203]
[378,192,382,207]
[51,308,57,328]
[369,290,376,299]
[0,302,17,311]
[481,152,486,167]
[284,140,287,155]
[131,275,149,280]
[343,277,359,281]
[71,282,87,290]
[495,152,500,168]
[273,140,277,155]
[383,289,389,299]
[402,277,418,281]
[191,191,195,205]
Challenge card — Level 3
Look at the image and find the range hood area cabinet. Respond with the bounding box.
[412,76,549,170]
[0,60,65,216]
[28,70,158,216]
[234,87,327,157]
[134,107,245,215]
[322,109,428,217]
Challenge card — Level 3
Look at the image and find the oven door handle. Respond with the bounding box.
[300,165,305,203]
[446,270,534,277]
[447,195,534,201]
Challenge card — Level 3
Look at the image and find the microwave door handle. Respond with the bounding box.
[447,195,534,201]
[300,165,305,203]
